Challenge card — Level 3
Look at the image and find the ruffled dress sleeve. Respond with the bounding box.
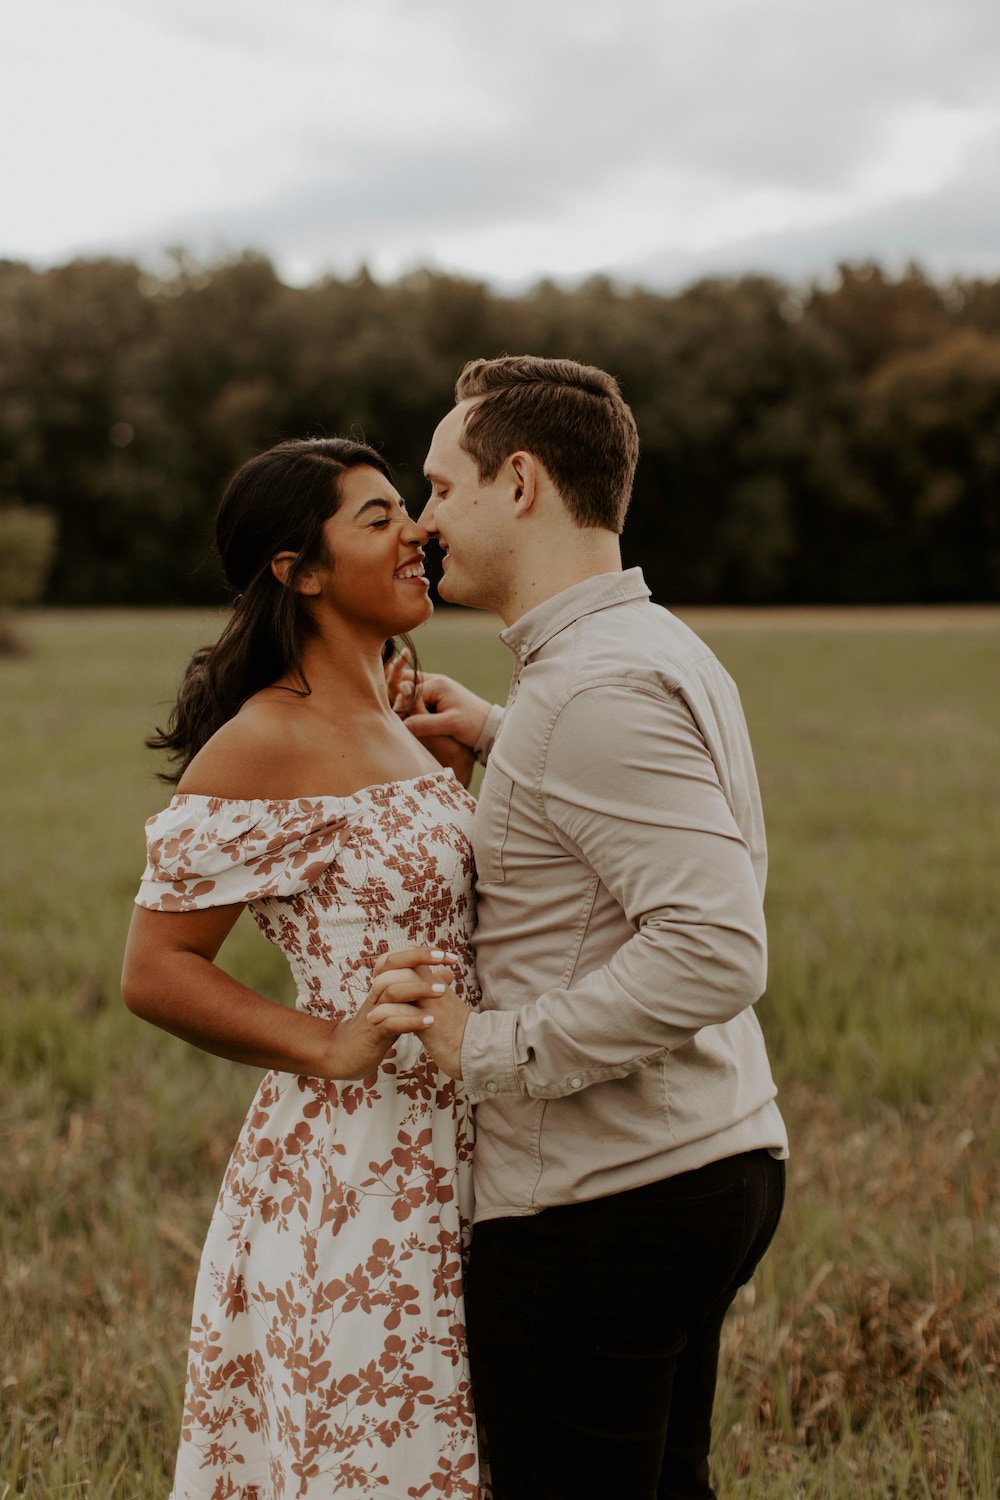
[135,794,354,912]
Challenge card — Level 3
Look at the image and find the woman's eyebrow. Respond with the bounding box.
[352,496,407,519]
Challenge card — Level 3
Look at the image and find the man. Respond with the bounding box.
[391,356,787,1500]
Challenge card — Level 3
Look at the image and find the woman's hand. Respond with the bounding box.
[329,949,453,1079]
[123,911,464,1083]
[366,945,471,1080]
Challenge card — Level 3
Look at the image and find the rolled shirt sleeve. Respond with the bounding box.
[460,681,768,1101]
[473,703,505,766]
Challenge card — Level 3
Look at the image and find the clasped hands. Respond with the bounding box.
[362,945,469,1079]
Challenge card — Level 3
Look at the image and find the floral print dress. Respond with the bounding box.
[136,770,482,1500]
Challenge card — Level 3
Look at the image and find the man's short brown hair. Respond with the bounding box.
[455,355,639,532]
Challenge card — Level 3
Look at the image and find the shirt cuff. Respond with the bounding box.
[473,704,504,766]
[460,1007,520,1102]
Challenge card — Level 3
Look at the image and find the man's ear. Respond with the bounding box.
[270,551,322,595]
[509,452,538,517]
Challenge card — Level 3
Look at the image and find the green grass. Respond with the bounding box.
[1,606,998,1497]
[710,623,1000,1107]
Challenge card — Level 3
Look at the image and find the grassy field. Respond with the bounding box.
[1,606,998,1498]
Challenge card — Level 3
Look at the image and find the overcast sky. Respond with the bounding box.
[4,0,999,290]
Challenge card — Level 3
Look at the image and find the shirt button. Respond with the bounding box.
[570,1076,583,1090]
[485,1081,500,1095]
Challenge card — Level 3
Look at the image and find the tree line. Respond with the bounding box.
[1,252,998,605]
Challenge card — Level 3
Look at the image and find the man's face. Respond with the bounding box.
[419,401,511,611]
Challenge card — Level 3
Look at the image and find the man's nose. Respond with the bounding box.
[416,496,438,532]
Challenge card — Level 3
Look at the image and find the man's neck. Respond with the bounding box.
[498,536,623,627]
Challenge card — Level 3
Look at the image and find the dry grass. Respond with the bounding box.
[716,1071,1000,1496]
[2,608,999,1498]
[4,1071,997,1498]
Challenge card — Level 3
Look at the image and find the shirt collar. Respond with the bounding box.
[500,568,651,661]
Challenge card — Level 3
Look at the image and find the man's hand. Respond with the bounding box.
[386,650,492,770]
[369,944,470,1080]
[384,651,477,785]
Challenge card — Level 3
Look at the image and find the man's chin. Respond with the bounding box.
[437,560,491,610]
[436,567,463,604]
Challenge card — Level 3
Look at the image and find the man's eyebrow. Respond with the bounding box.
[424,469,445,484]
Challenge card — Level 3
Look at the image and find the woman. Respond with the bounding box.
[122,438,483,1499]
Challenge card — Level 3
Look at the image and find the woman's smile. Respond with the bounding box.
[394,555,428,584]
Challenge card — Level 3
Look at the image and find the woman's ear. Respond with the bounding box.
[271,551,322,595]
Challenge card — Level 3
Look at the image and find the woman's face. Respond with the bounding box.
[309,464,432,638]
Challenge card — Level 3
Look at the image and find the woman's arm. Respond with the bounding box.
[121,904,443,1080]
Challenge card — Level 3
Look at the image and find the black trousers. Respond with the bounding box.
[465,1148,785,1500]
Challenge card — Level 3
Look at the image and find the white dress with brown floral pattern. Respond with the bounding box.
[136,770,482,1500]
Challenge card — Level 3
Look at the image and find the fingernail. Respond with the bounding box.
[429,950,448,961]
[431,983,446,994]
[423,1015,435,1026]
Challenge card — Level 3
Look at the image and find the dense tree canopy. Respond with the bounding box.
[1,254,997,604]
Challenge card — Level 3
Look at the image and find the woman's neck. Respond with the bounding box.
[282,621,394,721]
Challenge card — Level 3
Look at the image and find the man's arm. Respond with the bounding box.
[460,681,768,1101]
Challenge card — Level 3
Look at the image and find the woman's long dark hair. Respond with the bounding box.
[148,437,413,784]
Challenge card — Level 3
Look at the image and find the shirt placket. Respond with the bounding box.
[507,644,528,705]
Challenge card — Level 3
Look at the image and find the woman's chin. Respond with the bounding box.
[393,594,434,633]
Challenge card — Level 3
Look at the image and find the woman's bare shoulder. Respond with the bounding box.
[177,699,345,801]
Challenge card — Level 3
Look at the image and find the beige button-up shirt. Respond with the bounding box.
[461,569,788,1222]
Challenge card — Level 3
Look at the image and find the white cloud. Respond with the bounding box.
[2,0,999,286]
